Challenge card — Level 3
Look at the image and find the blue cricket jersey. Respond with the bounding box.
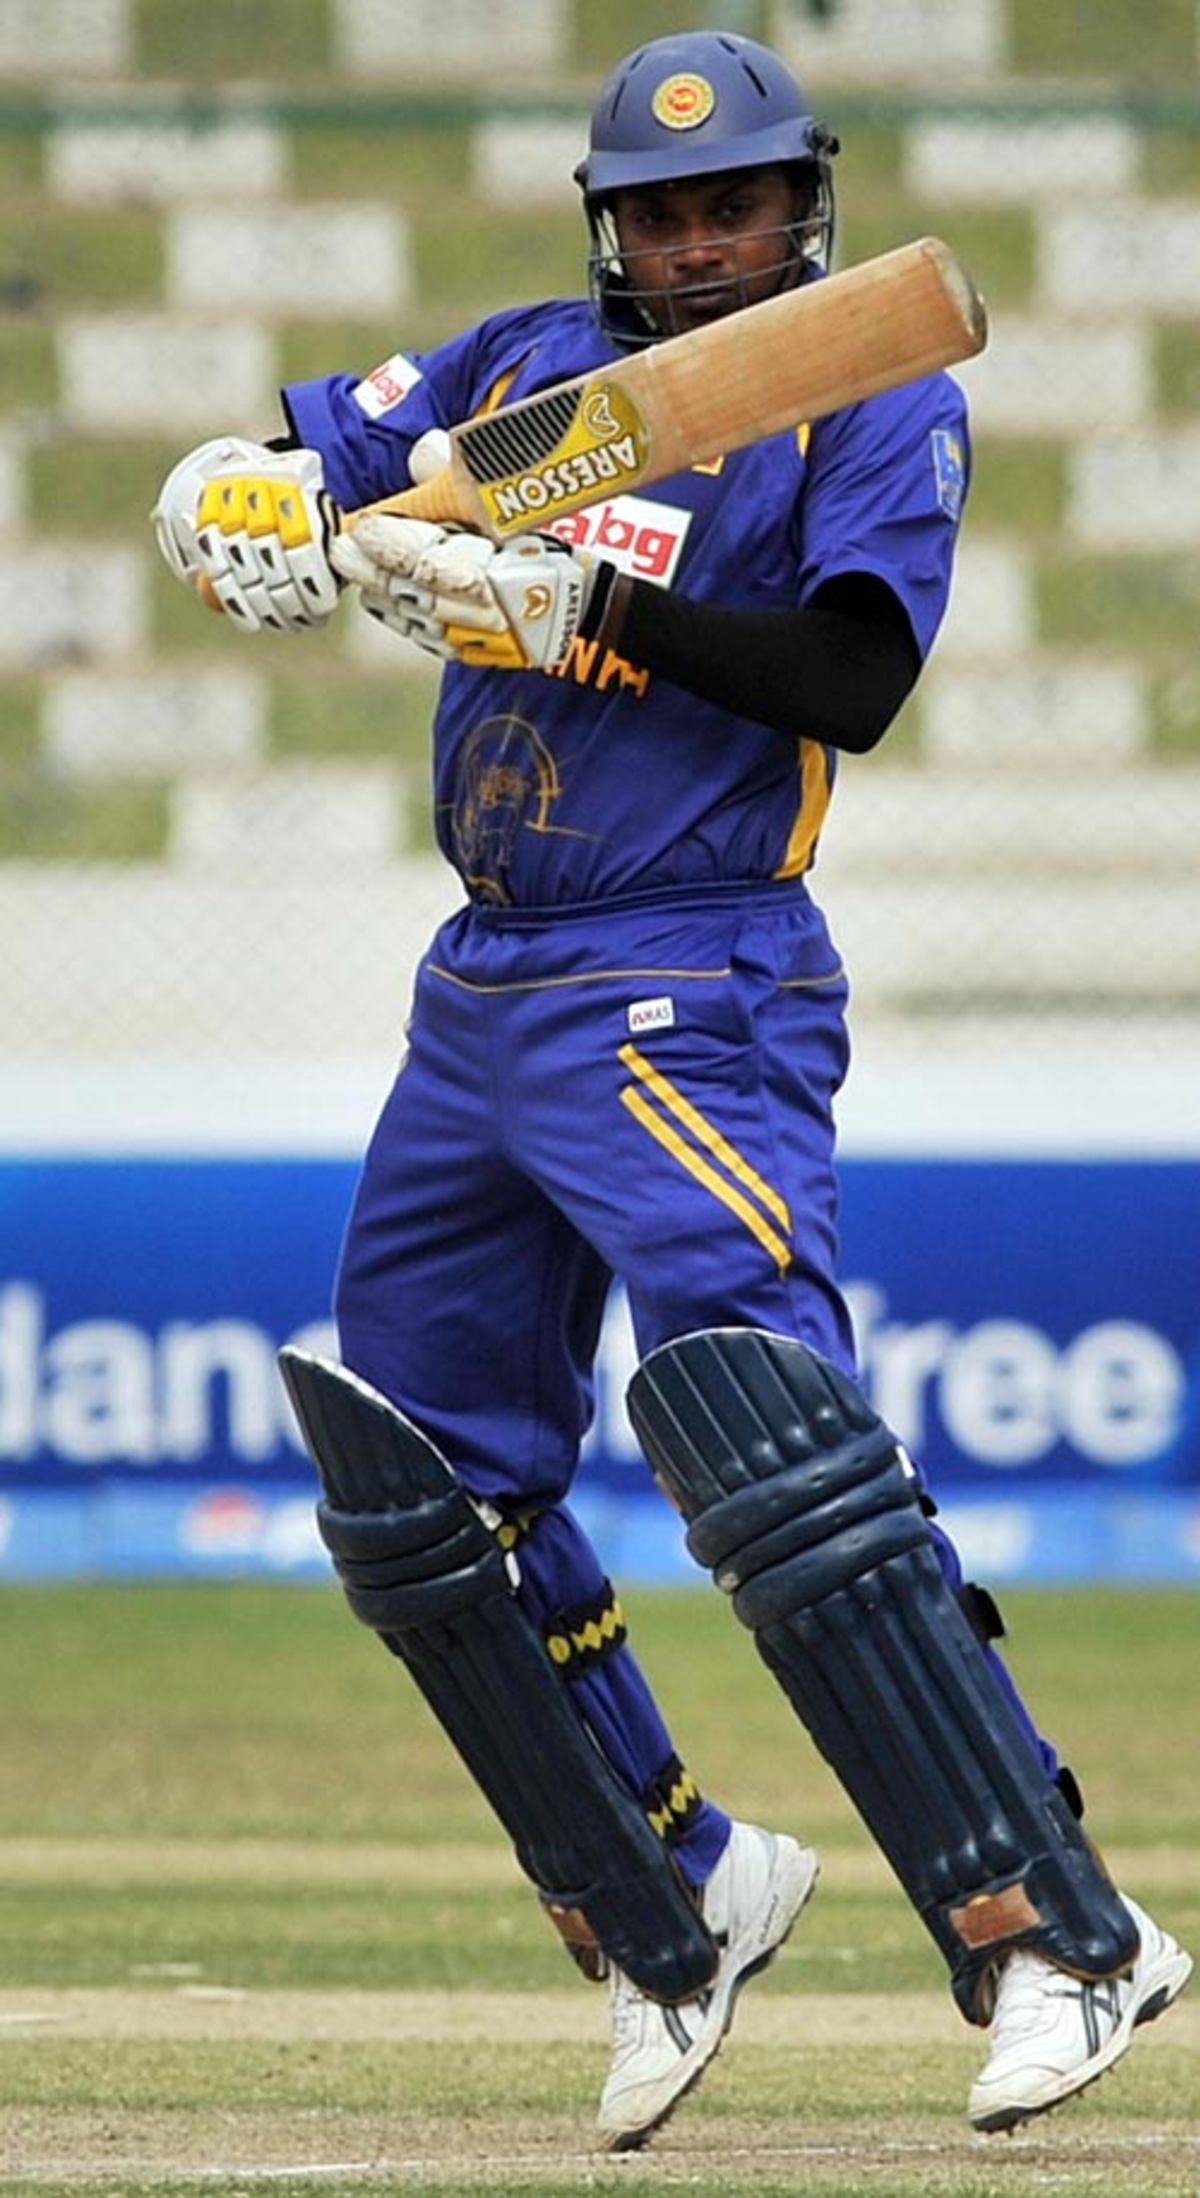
[284,295,968,909]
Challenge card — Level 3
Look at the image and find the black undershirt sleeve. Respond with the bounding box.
[585,569,921,754]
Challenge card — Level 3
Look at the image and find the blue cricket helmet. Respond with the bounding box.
[577,29,833,195]
[575,30,838,346]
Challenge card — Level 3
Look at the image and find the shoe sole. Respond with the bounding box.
[969,1945,1194,2135]
[603,1842,820,2153]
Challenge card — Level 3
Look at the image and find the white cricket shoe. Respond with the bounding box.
[969,1895,1193,2133]
[597,1820,819,2151]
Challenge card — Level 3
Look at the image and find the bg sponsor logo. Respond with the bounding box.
[352,351,424,418]
[545,493,691,585]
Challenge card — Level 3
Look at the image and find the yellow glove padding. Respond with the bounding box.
[153,439,341,633]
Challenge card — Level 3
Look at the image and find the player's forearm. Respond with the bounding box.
[582,570,919,752]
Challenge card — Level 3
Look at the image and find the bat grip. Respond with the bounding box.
[343,464,469,530]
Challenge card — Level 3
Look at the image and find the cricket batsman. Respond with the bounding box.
[152,27,1191,2149]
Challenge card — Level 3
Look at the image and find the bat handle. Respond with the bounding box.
[343,464,469,530]
[193,463,471,612]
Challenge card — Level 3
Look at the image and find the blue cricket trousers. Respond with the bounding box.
[336,884,1056,1881]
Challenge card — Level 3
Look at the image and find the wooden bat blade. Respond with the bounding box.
[353,236,986,541]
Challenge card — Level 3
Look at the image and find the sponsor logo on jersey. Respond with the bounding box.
[544,493,692,586]
[931,427,966,521]
[353,352,424,419]
[627,995,676,1034]
[651,73,716,131]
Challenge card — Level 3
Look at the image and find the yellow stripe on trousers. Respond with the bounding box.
[618,1041,793,1276]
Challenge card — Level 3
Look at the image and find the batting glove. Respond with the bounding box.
[331,515,599,671]
[153,438,342,634]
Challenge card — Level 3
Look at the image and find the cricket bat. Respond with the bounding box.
[352,235,985,540]
[196,236,984,609]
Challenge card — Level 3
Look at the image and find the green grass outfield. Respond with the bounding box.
[1,1582,1197,2198]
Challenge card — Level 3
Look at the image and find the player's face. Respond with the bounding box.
[612,167,806,336]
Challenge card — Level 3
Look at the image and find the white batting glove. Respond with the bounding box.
[152,438,341,634]
[329,516,461,656]
[331,515,598,670]
[154,437,264,589]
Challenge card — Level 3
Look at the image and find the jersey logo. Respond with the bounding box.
[543,492,692,586]
[931,427,966,521]
[628,996,676,1035]
[353,352,424,419]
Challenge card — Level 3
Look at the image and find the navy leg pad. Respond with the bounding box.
[628,1327,1138,2023]
[280,1347,716,2004]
